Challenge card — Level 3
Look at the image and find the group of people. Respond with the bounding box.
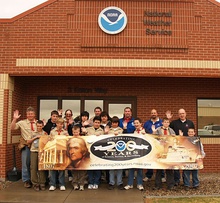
[11,106,205,192]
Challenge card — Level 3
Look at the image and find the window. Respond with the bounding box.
[197,99,220,137]
[39,99,58,120]
[38,97,136,120]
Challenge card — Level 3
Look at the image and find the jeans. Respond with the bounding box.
[49,170,65,187]
[109,169,123,186]
[88,170,101,185]
[21,146,31,182]
[155,169,174,188]
[183,170,199,187]
[145,169,153,178]
[128,169,143,186]
[145,169,165,179]
[174,170,180,184]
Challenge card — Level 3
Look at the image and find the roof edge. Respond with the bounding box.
[0,0,58,23]
[208,0,220,6]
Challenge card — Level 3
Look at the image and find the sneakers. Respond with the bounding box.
[162,177,166,183]
[79,185,84,191]
[124,185,133,190]
[60,186,66,191]
[143,177,151,182]
[68,176,73,182]
[49,186,56,191]
[93,184,99,189]
[88,184,93,189]
[137,185,144,191]
[73,184,79,190]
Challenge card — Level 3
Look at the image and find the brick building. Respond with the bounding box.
[0,0,220,180]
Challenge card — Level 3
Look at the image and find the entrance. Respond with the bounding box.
[38,96,137,120]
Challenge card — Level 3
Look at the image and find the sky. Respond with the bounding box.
[0,0,220,18]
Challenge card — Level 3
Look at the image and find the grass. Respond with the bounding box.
[144,197,220,203]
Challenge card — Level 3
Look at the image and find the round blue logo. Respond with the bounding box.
[98,7,127,35]
[115,141,126,152]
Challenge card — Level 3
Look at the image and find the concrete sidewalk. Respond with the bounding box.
[0,179,145,203]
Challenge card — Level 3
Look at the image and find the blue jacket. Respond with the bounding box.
[119,117,135,133]
[143,119,163,134]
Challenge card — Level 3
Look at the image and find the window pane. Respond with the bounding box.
[85,100,103,118]
[39,100,58,120]
[62,100,80,118]
[109,104,131,118]
[198,99,220,136]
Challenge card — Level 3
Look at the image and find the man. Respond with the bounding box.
[143,109,163,182]
[89,107,102,126]
[11,107,37,188]
[43,110,59,135]
[143,109,163,134]
[119,107,135,133]
[170,108,195,136]
[169,108,195,186]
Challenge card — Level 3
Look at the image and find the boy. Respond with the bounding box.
[124,118,144,191]
[49,118,69,191]
[83,116,104,189]
[68,126,88,191]
[107,116,124,190]
[27,120,47,191]
[154,117,176,190]
[75,111,90,135]
[183,128,205,190]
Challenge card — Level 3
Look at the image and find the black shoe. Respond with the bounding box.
[184,186,190,191]
[193,186,199,190]
[174,182,179,186]
[108,184,114,190]
[118,184,124,190]
[167,186,177,191]
[153,186,161,190]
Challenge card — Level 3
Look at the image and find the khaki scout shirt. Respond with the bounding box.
[49,127,69,139]
[15,119,37,140]
[30,130,47,152]
[108,127,123,135]
[86,127,104,136]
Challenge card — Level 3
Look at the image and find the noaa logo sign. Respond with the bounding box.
[98,7,127,35]
[91,136,152,161]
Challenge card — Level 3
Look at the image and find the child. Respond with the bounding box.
[83,116,104,189]
[153,117,176,190]
[107,116,124,190]
[183,128,205,190]
[48,118,69,191]
[100,111,112,134]
[27,120,47,191]
[69,126,88,191]
[124,118,145,191]
[75,111,90,135]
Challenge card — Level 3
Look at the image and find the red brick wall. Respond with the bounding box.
[0,0,220,77]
